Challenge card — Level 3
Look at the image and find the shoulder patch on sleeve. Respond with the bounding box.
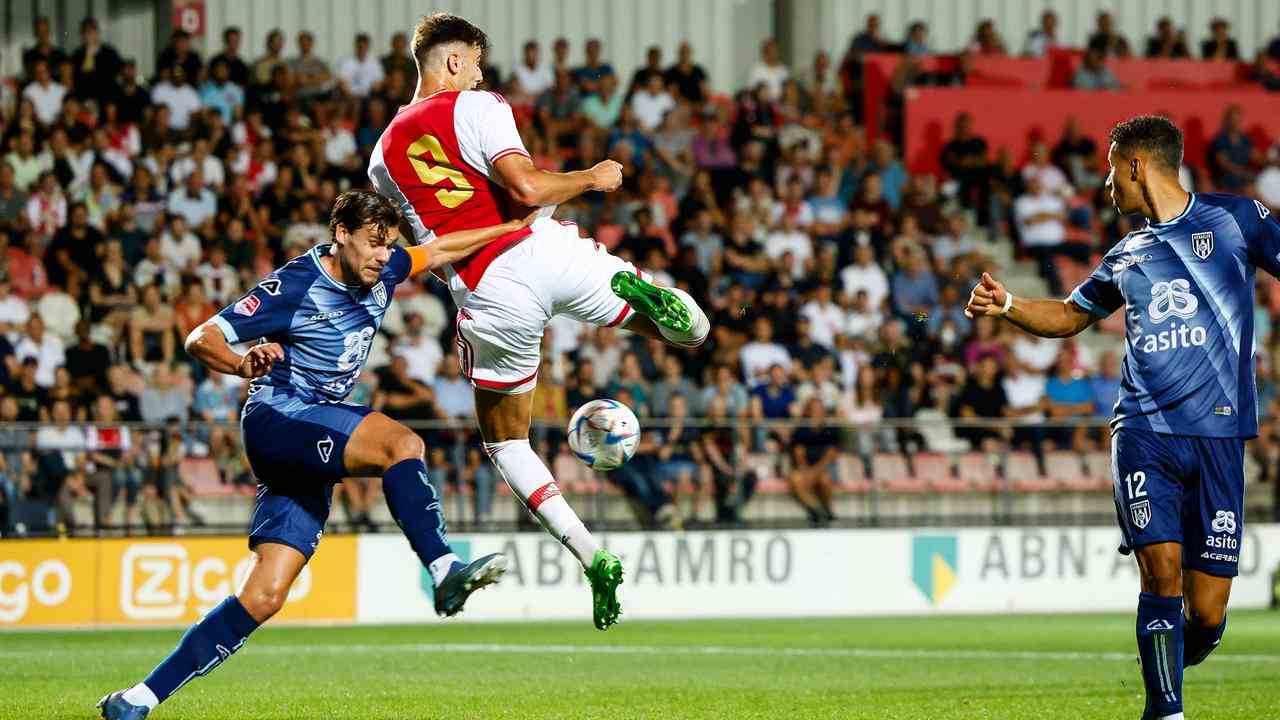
[234,294,262,317]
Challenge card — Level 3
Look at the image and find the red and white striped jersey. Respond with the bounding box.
[368,90,535,290]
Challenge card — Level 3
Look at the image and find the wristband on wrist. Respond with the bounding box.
[1000,292,1014,315]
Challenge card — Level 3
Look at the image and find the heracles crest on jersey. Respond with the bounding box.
[1191,231,1213,260]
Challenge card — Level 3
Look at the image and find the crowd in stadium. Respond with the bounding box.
[2,11,1280,533]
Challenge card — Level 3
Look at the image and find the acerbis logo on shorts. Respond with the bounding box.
[1211,510,1236,534]
[317,436,334,464]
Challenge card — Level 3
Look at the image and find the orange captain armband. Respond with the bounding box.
[406,244,432,277]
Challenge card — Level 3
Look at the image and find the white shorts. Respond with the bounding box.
[448,218,646,395]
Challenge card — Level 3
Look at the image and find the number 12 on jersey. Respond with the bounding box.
[407,133,474,209]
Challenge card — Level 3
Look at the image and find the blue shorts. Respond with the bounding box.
[1111,428,1245,577]
[241,395,374,559]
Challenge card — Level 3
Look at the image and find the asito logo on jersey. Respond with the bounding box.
[1191,231,1213,260]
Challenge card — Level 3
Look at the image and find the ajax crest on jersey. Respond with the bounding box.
[1191,231,1213,260]
[567,399,641,471]
[1130,499,1152,530]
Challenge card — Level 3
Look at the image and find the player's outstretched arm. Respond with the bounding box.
[407,210,540,276]
[493,154,623,207]
[964,272,1095,338]
[184,321,284,378]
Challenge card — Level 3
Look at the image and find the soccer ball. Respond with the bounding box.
[567,399,641,471]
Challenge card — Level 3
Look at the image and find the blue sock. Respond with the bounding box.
[382,458,454,573]
[1184,615,1226,667]
[1136,593,1184,718]
[142,596,259,704]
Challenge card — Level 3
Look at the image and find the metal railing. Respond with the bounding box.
[0,416,1276,538]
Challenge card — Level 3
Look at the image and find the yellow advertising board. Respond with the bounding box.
[0,536,356,628]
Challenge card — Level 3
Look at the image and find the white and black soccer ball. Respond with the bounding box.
[567,399,641,471]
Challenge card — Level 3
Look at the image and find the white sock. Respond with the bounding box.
[1160,714,1184,720]
[123,683,159,710]
[659,286,709,347]
[428,552,462,587]
[483,439,600,568]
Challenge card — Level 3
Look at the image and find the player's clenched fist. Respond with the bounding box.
[237,343,285,378]
[964,272,1010,319]
[589,160,624,192]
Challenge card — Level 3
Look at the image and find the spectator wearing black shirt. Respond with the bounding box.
[665,42,708,103]
[653,395,704,522]
[571,38,616,96]
[45,202,103,290]
[940,112,989,209]
[70,18,124,103]
[1268,24,1280,61]
[1201,18,1240,60]
[65,320,110,393]
[954,355,1008,450]
[22,17,66,82]
[1087,11,1132,57]
[1051,117,1100,189]
[107,61,150,127]
[1208,105,1260,192]
[10,359,45,421]
[627,46,665,101]
[381,32,416,84]
[789,397,838,525]
[156,30,203,83]
[1145,17,1190,58]
[209,27,251,87]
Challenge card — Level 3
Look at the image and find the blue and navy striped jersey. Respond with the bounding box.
[209,243,412,403]
[1070,193,1280,438]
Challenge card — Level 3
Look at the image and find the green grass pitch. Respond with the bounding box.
[4,612,1280,719]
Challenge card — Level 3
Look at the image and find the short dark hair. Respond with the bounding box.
[412,13,489,68]
[1109,114,1184,171]
[328,190,401,243]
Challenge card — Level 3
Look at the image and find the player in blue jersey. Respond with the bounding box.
[98,190,534,720]
[966,115,1280,720]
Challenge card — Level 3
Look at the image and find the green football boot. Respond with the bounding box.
[584,549,624,630]
[610,271,693,335]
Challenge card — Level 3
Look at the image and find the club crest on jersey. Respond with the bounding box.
[234,294,261,317]
[1130,499,1152,529]
[1191,231,1213,260]
[317,436,334,464]
[371,281,387,308]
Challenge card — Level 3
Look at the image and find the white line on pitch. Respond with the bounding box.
[1,642,1278,664]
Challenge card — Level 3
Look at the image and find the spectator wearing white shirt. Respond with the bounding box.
[337,34,385,98]
[0,274,31,344]
[629,72,675,132]
[391,313,444,385]
[167,170,217,229]
[150,66,202,132]
[1014,174,1088,294]
[195,246,240,305]
[14,314,64,388]
[135,237,182,294]
[739,317,793,385]
[511,40,554,102]
[764,211,813,279]
[170,140,225,193]
[800,284,844,349]
[839,244,889,309]
[5,131,52,191]
[747,39,790,101]
[844,289,883,340]
[157,214,202,274]
[22,60,65,126]
[321,108,361,184]
[1021,140,1072,197]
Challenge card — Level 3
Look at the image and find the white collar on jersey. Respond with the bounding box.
[1149,193,1196,229]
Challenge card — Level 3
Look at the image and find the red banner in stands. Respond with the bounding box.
[863,51,1265,141]
[904,88,1279,176]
